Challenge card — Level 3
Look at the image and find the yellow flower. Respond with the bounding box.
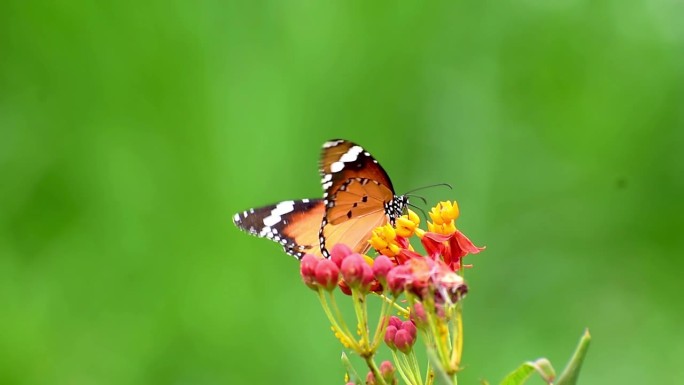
[427,201,459,235]
[369,224,401,257]
[429,201,460,225]
[396,209,420,238]
[427,221,457,235]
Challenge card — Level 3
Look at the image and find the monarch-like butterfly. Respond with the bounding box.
[233,139,408,259]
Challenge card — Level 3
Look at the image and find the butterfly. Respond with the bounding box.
[232,139,409,259]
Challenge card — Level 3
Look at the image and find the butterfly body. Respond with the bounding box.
[233,140,407,259]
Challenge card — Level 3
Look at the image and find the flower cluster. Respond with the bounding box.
[300,200,483,385]
[384,317,417,353]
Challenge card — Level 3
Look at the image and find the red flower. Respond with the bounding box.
[421,230,483,270]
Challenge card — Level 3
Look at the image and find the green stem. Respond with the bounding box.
[328,291,355,338]
[449,303,463,371]
[365,355,389,385]
[351,289,370,351]
[379,293,410,317]
[370,297,392,349]
[425,366,434,385]
[317,290,359,351]
[408,350,424,385]
[424,299,450,370]
[392,351,417,385]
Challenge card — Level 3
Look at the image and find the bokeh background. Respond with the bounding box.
[1,1,683,384]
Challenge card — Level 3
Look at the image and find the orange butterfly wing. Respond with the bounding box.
[319,177,397,256]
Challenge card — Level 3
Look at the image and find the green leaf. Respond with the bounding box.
[499,358,556,385]
[556,329,592,385]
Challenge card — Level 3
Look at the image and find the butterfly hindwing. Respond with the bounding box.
[233,199,326,259]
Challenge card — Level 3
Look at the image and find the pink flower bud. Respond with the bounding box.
[388,316,403,329]
[393,329,414,354]
[372,255,394,282]
[300,254,319,290]
[341,253,373,292]
[384,325,397,349]
[359,263,374,293]
[366,371,377,385]
[330,243,353,268]
[410,302,427,326]
[401,320,417,339]
[386,265,410,296]
[314,259,339,291]
[380,360,396,381]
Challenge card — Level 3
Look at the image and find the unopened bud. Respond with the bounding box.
[372,255,394,284]
[380,360,396,383]
[300,254,319,290]
[366,371,376,385]
[410,302,428,327]
[341,253,373,292]
[330,243,353,268]
[388,316,403,329]
[394,329,414,354]
[384,325,397,349]
[401,320,417,339]
[314,259,339,291]
[386,265,410,296]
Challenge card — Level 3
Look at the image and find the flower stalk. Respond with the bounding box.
[298,200,483,385]
[291,198,592,385]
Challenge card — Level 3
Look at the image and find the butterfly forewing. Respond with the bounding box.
[319,139,394,199]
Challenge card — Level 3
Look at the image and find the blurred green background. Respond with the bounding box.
[1,1,683,384]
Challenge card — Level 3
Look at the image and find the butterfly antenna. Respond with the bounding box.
[404,193,427,205]
[407,203,428,221]
[404,182,453,195]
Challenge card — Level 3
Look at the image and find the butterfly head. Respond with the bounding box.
[385,195,409,226]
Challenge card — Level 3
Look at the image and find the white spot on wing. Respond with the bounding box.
[339,146,363,162]
[262,200,295,228]
[330,146,363,173]
[233,213,240,223]
[259,226,273,237]
[323,140,343,148]
[263,215,280,227]
[330,161,344,173]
